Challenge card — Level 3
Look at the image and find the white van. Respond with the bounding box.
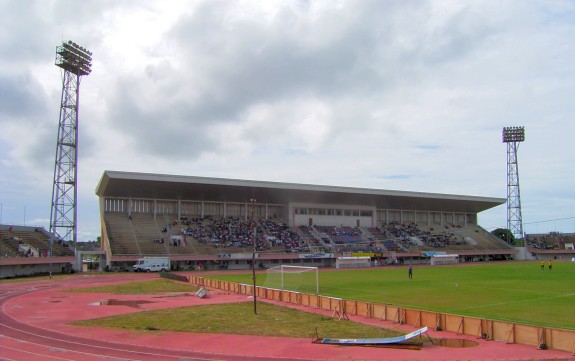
[133,257,170,272]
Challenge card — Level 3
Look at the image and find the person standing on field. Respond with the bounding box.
[408,265,413,279]
[548,260,552,270]
[540,260,544,270]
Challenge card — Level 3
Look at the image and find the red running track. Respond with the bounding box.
[1,273,573,361]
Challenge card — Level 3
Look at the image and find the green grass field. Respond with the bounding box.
[208,261,575,330]
[70,279,408,339]
[75,302,407,339]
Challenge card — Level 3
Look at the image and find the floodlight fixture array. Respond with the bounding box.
[502,126,525,143]
[56,40,93,76]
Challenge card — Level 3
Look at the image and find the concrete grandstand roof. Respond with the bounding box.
[95,170,505,214]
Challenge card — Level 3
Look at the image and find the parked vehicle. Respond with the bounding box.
[133,257,170,272]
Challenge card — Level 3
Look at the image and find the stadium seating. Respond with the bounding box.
[0,227,74,257]
[130,213,171,255]
[526,232,575,250]
[105,213,141,254]
[0,236,20,257]
[101,210,515,257]
[102,213,311,256]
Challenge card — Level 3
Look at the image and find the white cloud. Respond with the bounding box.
[1,0,574,239]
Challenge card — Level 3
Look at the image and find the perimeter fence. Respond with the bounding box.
[189,276,575,354]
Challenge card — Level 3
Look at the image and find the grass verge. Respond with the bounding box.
[73,301,408,339]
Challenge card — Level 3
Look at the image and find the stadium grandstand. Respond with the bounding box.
[0,225,75,277]
[93,170,518,272]
[3,171,574,278]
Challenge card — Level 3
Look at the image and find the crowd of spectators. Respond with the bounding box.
[526,232,574,250]
[181,216,265,250]
[298,226,320,246]
[179,216,308,253]
[310,226,384,253]
[261,219,309,252]
[380,221,464,249]
[145,217,487,254]
[315,226,364,243]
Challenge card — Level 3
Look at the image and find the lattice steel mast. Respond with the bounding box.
[49,41,92,253]
[502,126,525,244]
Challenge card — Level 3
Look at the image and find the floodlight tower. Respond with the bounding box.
[49,41,92,255]
[502,126,525,244]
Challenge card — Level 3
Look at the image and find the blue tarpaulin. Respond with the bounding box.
[317,326,428,346]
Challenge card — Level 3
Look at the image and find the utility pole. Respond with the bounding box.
[250,196,257,315]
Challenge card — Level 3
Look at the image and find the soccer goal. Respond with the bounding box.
[336,256,371,269]
[430,254,459,265]
[262,265,319,294]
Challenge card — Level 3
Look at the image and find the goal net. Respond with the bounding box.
[262,265,319,294]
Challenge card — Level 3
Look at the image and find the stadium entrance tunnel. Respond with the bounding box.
[434,338,479,348]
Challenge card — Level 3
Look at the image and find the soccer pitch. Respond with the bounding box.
[207,261,575,330]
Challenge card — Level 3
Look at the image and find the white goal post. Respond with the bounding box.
[264,265,319,294]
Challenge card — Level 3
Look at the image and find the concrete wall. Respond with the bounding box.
[0,259,73,278]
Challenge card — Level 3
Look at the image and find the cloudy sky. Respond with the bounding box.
[1,0,574,241]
